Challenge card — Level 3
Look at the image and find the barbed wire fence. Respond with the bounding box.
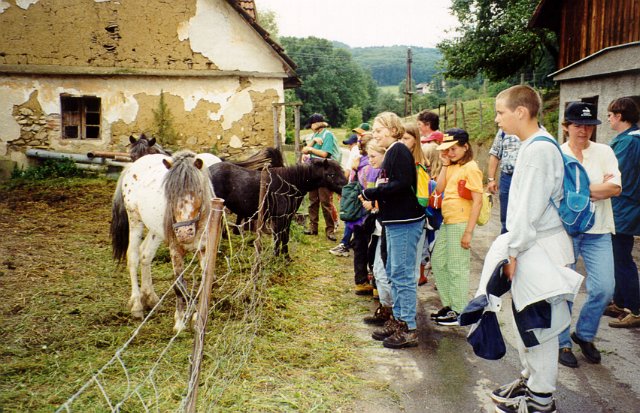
[55,164,308,412]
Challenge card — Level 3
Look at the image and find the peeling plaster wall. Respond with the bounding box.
[0,75,284,166]
[0,0,287,73]
[0,0,293,167]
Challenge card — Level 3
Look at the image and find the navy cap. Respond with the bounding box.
[564,102,602,125]
[343,134,358,145]
[304,113,326,129]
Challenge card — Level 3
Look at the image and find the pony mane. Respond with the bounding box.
[163,150,213,244]
[231,147,285,170]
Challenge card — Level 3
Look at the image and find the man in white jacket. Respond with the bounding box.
[490,85,574,413]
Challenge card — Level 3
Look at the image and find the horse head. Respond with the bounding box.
[311,158,348,194]
[129,134,170,161]
[162,151,211,245]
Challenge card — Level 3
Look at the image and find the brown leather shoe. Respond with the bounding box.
[603,303,625,318]
[372,318,399,341]
[363,305,392,326]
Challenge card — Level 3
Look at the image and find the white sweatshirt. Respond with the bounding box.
[506,129,565,258]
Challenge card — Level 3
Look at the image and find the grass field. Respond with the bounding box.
[0,173,373,411]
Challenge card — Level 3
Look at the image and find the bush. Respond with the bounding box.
[11,158,84,180]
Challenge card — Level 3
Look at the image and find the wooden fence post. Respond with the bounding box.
[460,101,466,130]
[185,197,225,413]
[453,101,457,128]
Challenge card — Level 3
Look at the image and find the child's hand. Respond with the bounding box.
[461,231,472,249]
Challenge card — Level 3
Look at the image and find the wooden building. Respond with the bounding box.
[0,0,299,174]
[531,0,640,142]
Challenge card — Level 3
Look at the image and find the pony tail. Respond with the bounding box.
[110,176,129,264]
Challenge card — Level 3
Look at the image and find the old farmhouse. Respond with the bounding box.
[0,0,299,175]
[531,0,640,142]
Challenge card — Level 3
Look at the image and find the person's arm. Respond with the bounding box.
[590,146,622,200]
[590,181,621,200]
[487,155,500,194]
[461,191,482,249]
[302,146,329,157]
[435,152,450,193]
[506,142,561,267]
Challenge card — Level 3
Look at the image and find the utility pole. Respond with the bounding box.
[404,47,413,117]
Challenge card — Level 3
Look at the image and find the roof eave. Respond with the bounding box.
[224,0,301,88]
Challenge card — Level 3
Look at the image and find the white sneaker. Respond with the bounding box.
[329,243,349,257]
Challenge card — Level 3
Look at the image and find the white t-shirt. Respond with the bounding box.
[342,145,359,172]
[561,141,621,234]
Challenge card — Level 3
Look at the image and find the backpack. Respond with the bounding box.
[415,163,431,207]
[339,178,366,222]
[532,136,595,235]
[477,192,493,226]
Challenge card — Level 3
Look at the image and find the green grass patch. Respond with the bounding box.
[1,176,371,412]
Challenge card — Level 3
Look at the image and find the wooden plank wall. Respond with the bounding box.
[557,0,640,69]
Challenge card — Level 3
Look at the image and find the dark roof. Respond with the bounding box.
[225,0,301,88]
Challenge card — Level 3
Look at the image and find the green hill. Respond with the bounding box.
[348,46,441,86]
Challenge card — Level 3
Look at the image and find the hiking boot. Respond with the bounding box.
[355,282,374,296]
[494,392,557,413]
[603,302,625,318]
[363,305,392,326]
[558,347,578,368]
[609,312,640,328]
[329,243,349,257]
[570,332,601,364]
[372,318,399,341]
[435,310,460,326]
[383,321,418,349]
[490,377,528,404]
[430,306,451,320]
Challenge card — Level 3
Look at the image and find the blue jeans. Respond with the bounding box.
[340,225,353,247]
[373,241,392,308]
[499,173,512,234]
[612,233,640,313]
[385,219,424,330]
[559,233,615,348]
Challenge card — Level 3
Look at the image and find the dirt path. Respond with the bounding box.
[351,204,640,413]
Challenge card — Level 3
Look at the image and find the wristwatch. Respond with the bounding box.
[488,178,495,182]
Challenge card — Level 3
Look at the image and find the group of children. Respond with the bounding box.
[330,110,485,350]
[324,85,633,412]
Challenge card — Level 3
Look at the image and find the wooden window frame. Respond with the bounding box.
[60,95,101,140]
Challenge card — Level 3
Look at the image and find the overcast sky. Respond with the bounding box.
[255,0,459,48]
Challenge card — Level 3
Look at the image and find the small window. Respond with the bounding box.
[61,95,101,139]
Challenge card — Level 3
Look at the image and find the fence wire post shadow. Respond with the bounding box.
[185,197,225,413]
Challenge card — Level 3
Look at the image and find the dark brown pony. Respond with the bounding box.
[209,158,347,257]
[128,134,171,161]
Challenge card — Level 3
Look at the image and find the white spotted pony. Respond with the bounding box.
[110,150,220,332]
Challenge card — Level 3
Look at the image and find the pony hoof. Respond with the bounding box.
[131,309,144,320]
[173,320,186,333]
[142,293,160,310]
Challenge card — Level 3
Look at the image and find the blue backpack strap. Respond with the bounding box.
[531,135,563,208]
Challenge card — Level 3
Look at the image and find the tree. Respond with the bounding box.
[280,36,378,127]
[257,9,279,42]
[437,0,557,81]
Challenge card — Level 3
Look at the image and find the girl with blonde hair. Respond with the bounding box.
[361,112,425,349]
